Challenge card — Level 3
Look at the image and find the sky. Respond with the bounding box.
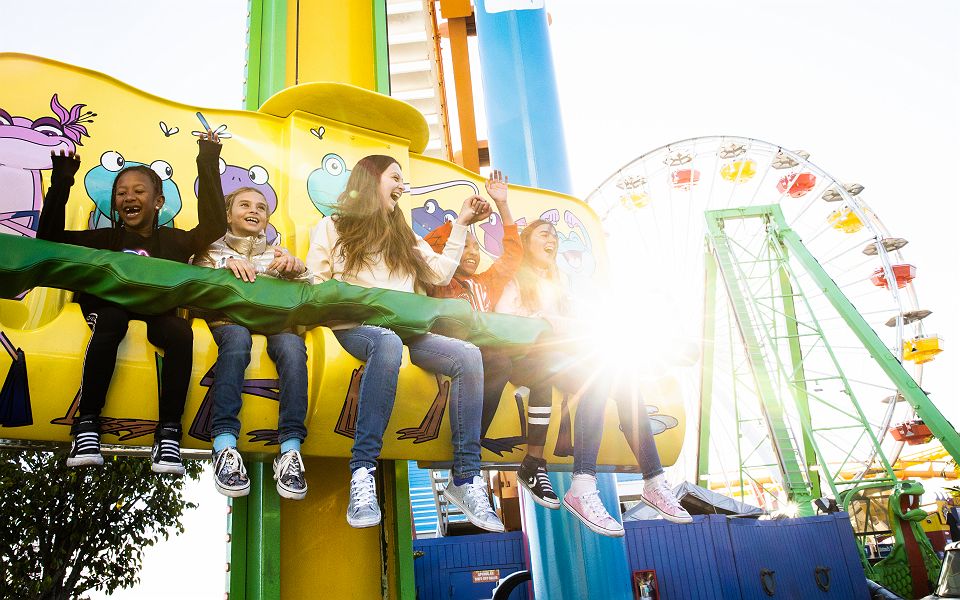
[2,0,958,597]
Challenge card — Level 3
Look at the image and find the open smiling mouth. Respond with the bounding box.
[122,206,141,217]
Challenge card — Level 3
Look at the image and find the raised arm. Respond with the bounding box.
[187,137,228,253]
[37,150,85,244]
[416,194,490,285]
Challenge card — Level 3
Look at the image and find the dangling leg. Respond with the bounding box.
[408,333,504,533]
[333,325,404,528]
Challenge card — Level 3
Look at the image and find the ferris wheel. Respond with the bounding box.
[585,135,954,511]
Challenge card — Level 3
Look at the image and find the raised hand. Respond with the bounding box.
[456,194,491,226]
[485,169,509,205]
[198,128,221,145]
[50,148,81,179]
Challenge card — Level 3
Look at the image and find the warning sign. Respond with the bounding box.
[472,569,500,584]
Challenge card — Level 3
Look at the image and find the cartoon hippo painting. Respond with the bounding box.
[195,158,280,244]
[306,153,350,217]
[85,150,182,230]
[0,94,93,237]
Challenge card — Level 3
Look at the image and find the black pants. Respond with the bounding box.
[480,347,553,445]
[75,297,193,429]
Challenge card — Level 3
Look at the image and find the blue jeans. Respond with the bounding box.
[513,349,664,478]
[210,324,308,444]
[334,326,483,479]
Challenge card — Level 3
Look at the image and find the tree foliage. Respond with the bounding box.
[0,448,204,600]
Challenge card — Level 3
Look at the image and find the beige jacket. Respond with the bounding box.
[194,231,312,329]
[306,216,468,329]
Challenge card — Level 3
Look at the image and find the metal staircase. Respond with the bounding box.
[386,0,449,158]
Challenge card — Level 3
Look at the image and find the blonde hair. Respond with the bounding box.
[223,186,267,214]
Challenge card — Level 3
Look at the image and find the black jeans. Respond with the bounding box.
[75,297,193,430]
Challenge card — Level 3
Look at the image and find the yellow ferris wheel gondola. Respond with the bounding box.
[828,207,864,233]
[902,335,944,365]
[719,159,757,183]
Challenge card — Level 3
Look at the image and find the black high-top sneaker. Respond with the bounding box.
[151,422,185,475]
[67,415,103,467]
[517,455,560,509]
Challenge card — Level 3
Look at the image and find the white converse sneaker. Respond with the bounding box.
[443,476,505,533]
[640,478,693,524]
[347,467,381,528]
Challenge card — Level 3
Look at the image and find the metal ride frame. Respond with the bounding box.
[696,204,960,517]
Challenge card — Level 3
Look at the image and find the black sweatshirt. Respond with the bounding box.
[37,140,227,262]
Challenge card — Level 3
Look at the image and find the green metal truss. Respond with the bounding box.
[697,204,960,513]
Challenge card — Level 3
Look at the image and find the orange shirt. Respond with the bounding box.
[428,223,522,312]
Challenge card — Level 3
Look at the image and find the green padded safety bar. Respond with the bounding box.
[0,235,550,345]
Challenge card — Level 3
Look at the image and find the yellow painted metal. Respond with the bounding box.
[0,53,684,470]
[292,0,377,91]
[828,207,864,233]
[280,457,398,599]
[902,335,944,365]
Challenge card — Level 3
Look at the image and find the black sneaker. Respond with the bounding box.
[67,416,103,467]
[517,456,560,509]
[212,446,250,497]
[151,423,185,475]
[273,450,307,500]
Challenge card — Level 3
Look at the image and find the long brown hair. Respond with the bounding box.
[332,155,434,286]
[516,219,565,313]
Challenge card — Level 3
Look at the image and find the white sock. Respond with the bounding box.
[644,473,666,491]
[568,473,597,497]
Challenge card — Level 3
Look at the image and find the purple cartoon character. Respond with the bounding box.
[0,94,93,237]
[195,158,280,244]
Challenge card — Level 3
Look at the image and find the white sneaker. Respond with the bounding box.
[443,476,505,533]
[640,478,693,524]
[346,467,381,528]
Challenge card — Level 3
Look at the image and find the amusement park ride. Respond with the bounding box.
[588,136,959,597]
[0,1,956,599]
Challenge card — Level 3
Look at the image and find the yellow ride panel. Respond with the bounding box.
[0,53,684,469]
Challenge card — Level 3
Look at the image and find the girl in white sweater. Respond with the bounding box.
[307,155,503,532]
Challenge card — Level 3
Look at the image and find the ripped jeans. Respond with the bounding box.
[333,326,484,479]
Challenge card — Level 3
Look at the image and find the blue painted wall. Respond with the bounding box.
[624,514,870,599]
[414,531,530,600]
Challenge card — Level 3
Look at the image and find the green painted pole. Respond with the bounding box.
[697,251,718,484]
[235,462,282,600]
[245,0,288,110]
[228,497,248,599]
[775,244,822,499]
[372,0,391,95]
[392,460,416,599]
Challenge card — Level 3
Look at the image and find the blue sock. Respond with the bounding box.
[280,438,301,454]
[213,433,237,453]
[453,474,474,486]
